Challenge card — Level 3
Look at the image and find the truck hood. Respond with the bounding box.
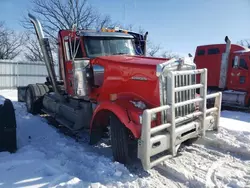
[96,55,170,66]
[90,55,195,108]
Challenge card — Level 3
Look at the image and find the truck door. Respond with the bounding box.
[227,55,249,91]
[63,38,84,96]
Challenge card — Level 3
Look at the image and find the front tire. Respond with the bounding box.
[110,115,130,164]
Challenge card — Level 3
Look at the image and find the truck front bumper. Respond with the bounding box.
[137,69,222,171]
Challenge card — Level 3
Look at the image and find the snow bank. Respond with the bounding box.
[0,89,250,188]
[220,110,250,132]
[0,89,18,105]
[0,90,153,187]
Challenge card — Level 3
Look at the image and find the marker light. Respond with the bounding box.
[110,94,117,101]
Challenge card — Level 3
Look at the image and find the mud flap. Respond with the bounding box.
[0,98,17,152]
[17,86,27,102]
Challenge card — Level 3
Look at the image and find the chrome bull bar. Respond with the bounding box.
[137,68,222,171]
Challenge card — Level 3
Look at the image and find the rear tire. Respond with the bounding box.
[25,84,49,115]
[110,115,130,164]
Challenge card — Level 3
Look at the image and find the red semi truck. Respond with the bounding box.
[18,14,222,171]
[195,36,250,110]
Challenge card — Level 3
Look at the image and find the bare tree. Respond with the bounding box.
[137,27,181,58]
[22,0,167,60]
[122,25,162,57]
[0,22,24,60]
[22,0,112,39]
[21,0,116,61]
[161,50,181,59]
[95,15,117,31]
[148,42,161,57]
[237,39,250,48]
[24,32,43,61]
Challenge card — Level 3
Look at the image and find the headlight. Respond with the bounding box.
[139,113,157,124]
[130,100,146,110]
[130,100,157,124]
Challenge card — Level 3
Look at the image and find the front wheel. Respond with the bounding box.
[110,115,131,164]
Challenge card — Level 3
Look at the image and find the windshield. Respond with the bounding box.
[84,37,136,58]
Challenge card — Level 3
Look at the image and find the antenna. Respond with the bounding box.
[123,1,126,22]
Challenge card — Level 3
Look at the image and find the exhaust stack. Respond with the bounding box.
[219,36,231,89]
[143,32,148,56]
[28,13,59,94]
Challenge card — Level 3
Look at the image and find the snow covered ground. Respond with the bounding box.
[0,89,250,188]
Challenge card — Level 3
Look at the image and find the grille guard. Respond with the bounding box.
[137,68,222,171]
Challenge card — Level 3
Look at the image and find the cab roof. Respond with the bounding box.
[80,31,134,38]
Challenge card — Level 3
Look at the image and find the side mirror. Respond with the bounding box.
[233,56,239,68]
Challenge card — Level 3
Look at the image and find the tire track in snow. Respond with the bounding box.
[200,130,250,160]
[20,108,250,187]
[205,157,227,188]
[156,132,250,188]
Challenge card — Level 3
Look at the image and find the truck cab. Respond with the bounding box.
[227,49,250,92]
[195,37,250,107]
[58,29,138,97]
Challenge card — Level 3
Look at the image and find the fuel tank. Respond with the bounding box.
[42,93,93,130]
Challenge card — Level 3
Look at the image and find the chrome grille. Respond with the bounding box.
[159,68,196,123]
[174,74,196,118]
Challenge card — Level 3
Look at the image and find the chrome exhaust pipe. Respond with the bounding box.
[143,31,148,56]
[219,35,231,89]
[28,13,45,39]
[28,13,59,94]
